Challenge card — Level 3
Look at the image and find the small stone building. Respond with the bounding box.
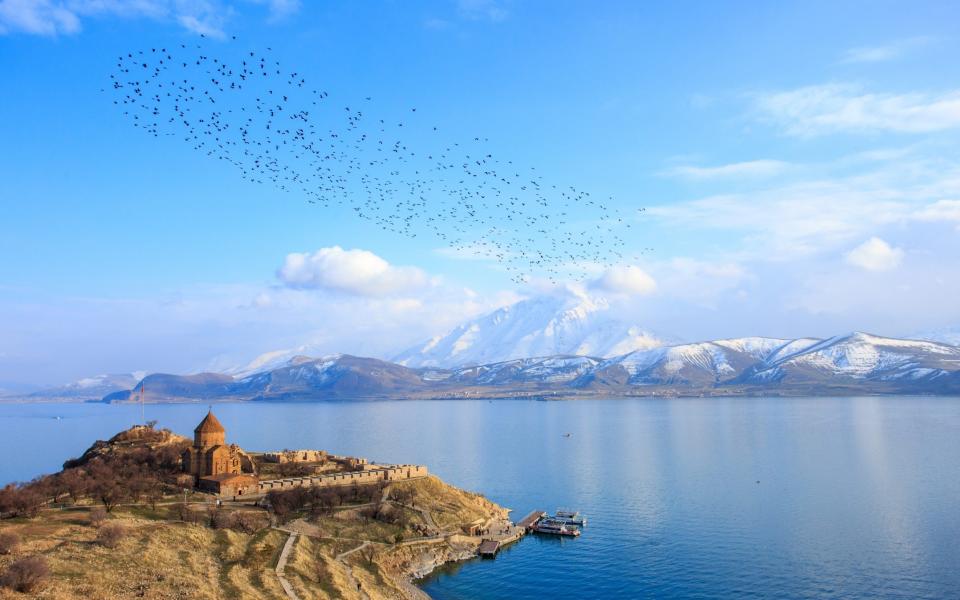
[182,410,257,495]
[197,473,259,498]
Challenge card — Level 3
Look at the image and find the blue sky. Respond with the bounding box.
[2,0,959,385]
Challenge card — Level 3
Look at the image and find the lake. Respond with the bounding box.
[1,397,958,599]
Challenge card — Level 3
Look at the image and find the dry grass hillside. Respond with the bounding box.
[0,475,508,599]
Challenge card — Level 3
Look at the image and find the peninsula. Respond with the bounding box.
[0,413,517,599]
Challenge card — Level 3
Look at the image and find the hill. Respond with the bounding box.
[0,426,509,599]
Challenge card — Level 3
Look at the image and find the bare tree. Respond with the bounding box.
[359,545,377,566]
[59,469,87,504]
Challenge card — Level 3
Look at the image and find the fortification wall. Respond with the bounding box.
[261,449,328,464]
[257,464,428,493]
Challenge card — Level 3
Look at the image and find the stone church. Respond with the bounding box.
[182,410,258,497]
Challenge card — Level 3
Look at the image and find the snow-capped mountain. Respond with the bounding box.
[89,332,960,403]
[448,355,602,386]
[19,372,146,401]
[231,354,426,398]
[740,332,960,386]
[223,346,334,379]
[393,293,663,368]
[577,332,960,390]
[585,337,820,386]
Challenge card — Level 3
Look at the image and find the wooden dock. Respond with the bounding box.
[475,514,535,557]
[478,539,500,557]
[517,510,546,531]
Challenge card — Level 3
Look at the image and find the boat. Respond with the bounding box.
[532,518,581,536]
[553,509,586,526]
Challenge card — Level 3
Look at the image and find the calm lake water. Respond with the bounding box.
[1,397,959,599]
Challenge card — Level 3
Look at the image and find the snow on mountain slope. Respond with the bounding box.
[742,332,960,383]
[450,355,601,385]
[232,354,426,398]
[225,346,335,379]
[25,373,146,400]
[393,293,663,368]
[594,337,794,385]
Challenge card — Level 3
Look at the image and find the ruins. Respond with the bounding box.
[181,410,427,499]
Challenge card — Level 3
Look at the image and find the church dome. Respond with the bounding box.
[195,410,225,434]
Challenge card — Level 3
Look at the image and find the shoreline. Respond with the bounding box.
[3,390,960,405]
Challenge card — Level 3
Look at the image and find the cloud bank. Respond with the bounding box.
[755,84,960,136]
[277,246,430,297]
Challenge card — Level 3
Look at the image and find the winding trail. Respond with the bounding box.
[275,530,302,600]
[336,541,372,600]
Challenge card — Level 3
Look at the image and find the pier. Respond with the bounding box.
[478,539,500,557]
[474,509,583,556]
[517,510,546,531]
[474,513,535,557]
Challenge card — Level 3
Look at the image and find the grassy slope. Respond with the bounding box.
[0,476,506,600]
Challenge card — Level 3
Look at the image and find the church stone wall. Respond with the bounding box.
[257,464,428,493]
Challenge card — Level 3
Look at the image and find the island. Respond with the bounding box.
[0,412,523,599]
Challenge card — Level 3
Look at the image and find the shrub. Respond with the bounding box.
[230,511,266,534]
[172,504,205,524]
[0,532,19,555]
[0,555,49,593]
[89,506,108,526]
[96,523,126,549]
[210,509,233,530]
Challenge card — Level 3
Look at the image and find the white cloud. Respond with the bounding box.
[0,0,80,35]
[754,84,960,136]
[649,153,960,261]
[590,265,657,296]
[666,159,789,180]
[844,237,904,271]
[0,0,296,36]
[277,246,430,297]
[839,37,931,64]
[913,199,960,226]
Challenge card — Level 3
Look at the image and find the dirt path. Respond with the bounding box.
[335,541,372,600]
[275,530,302,600]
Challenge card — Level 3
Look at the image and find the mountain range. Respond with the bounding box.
[5,294,959,402]
[88,332,960,403]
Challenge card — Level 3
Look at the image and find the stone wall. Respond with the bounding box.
[257,464,428,493]
[260,449,328,463]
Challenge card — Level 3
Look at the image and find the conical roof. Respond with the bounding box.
[195,410,225,434]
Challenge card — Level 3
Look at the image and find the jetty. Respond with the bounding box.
[478,539,500,557]
[474,509,583,556]
[474,512,537,557]
[517,510,547,531]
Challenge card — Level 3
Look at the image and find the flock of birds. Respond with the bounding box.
[106,37,646,283]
